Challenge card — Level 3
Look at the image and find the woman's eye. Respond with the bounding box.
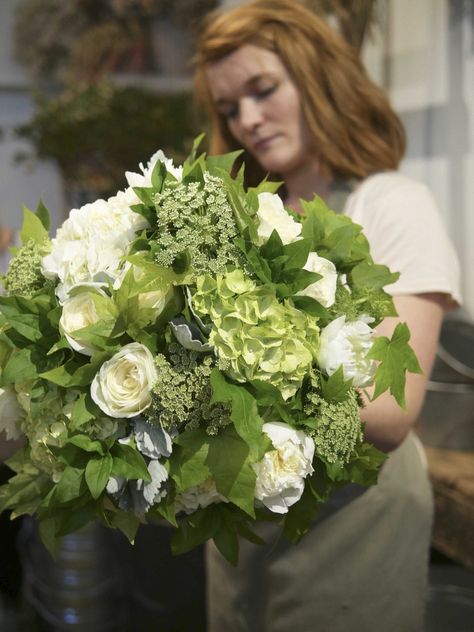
[256,84,276,99]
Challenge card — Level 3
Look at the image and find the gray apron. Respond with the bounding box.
[206,183,434,632]
[206,432,433,632]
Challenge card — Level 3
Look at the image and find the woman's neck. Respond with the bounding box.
[282,159,333,214]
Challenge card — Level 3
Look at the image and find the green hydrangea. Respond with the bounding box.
[151,173,245,278]
[3,239,48,297]
[304,371,363,465]
[192,269,320,400]
[146,344,231,435]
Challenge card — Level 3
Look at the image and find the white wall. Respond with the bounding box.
[364,0,474,318]
[0,0,65,233]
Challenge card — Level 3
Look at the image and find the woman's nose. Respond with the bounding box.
[238,98,264,132]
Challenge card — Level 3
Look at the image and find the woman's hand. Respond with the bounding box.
[360,292,446,452]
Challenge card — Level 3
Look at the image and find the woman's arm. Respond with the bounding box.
[360,292,446,452]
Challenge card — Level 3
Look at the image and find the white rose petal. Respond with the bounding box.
[253,421,314,514]
[0,386,23,441]
[59,290,108,356]
[317,315,376,387]
[125,149,182,189]
[256,192,302,245]
[91,343,158,418]
[296,252,337,307]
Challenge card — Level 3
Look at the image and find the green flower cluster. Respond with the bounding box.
[3,239,47,298]
[304,371,363,466]
[146,344,231,435]
[192,269,320,400]
[151,174,245,277]
[330,282,394,325]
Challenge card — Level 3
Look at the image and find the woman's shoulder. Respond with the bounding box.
[352,170,432,204]
[346,170,439,224]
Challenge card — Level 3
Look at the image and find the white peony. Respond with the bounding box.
[59,290,110,356]
[125,149,182,189]
[91,343,158,418]
[0,385,23,441]
[317,315,376,387]
[41,196,148,302]
[256,192,302,245]
[296,252,337,307]
[175,478,228,515]
[253,422,314,514]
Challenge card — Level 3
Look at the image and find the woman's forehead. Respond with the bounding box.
[206,44,287,100]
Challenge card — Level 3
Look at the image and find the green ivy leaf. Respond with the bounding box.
[321,366,353,402]
[368,322,422,408]
[20,206,49,246]
[110,444,151,482]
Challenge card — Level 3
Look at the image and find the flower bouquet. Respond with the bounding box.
[0,139,420,564]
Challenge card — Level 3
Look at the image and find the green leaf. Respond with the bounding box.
[111,443,151,481]
[206,426,257,518]
[20,206,49,246]
[212,508,240,566]
[210,369,264,458]
[216,170,258,243]
[85,454,113,499]
[172,505,219,555]
[367,322,422,408]
[321,366,353,402]
[151,158,168,190]
[54,466,86,504]
[69,393,98,430]
[346,442,387,486]
[108,511,141,543]
[170,429,211,490]
[351,262,399,290]
[206,149,243,175]
[67,434,104,455]
[1,348,39,383]
[283,479,320,544]
[34,199,51,231]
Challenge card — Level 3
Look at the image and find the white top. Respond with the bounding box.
[344,171,462,307]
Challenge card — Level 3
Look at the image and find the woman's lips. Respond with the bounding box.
[253,135,278,152]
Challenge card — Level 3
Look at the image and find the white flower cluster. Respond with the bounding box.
[175,478,228,515]
[42,191,148,302]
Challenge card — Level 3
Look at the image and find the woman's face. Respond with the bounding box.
[206,44,314,179]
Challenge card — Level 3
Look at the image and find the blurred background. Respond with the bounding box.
[0,1,473,630]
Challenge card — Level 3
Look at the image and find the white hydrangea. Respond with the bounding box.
[42,196,148,302]
[317,314,376,387]
[256,192,302,244]
[175,478,228,515]
[296,252,337,307]
[253,422,314,514]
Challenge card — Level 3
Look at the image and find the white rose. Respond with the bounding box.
[317,315,376,387]
[60,289,112,356]
[125,149,182,189]
[253,421,314,514]
[256,192,302,245]
[0,385,23,441]
[175,477,228,515]
[296,253,337,307]
[91,343,158,418]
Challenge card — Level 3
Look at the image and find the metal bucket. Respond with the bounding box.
[416,317,474,450]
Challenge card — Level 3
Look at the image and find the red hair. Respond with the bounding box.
[194,0,405,186]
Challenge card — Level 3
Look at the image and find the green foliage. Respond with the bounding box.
[368,322,422,408]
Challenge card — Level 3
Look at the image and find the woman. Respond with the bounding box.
[193,1,461,630]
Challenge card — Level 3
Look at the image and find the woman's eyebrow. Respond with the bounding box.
[214,73,275,105]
